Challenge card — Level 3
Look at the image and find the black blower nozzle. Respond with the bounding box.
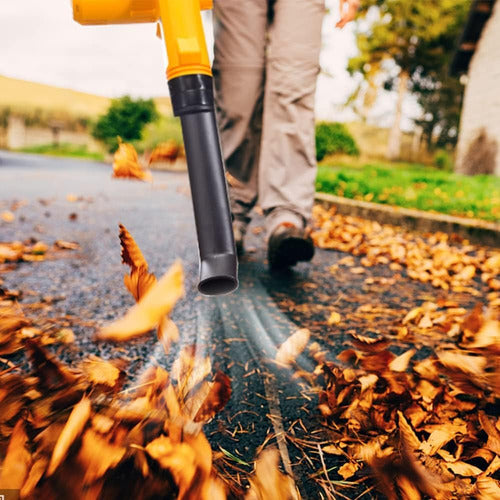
[169,74,238,296]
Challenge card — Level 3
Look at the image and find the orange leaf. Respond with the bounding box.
[119,224,149,270]
[124,267,157,302]
[275,328,310,367]
[194,372,232,423]
[0,420,31,489]
[98,261,184,341]
[246,448,299,500]
[77,429,126,483]
[47,396,91,475]
[112,141,152,182]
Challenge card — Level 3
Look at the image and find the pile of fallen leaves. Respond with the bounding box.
[112,140,152,182]
[0,239,79,266]
[312,304,499,499]
[0,227,298,499]
[312,205,500,295]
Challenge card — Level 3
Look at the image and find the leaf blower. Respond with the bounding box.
[72,0,238,296]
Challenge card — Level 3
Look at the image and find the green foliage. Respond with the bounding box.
[434,149,453,171]
[135,115,183,154]
[349,0,471,149]
[315,122,359,161]
[92,96,158,152]
[316,162,499,222]
[18,143,105,161]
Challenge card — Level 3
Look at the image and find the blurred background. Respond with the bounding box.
[1,0,498,222]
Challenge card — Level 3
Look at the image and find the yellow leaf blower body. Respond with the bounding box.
[73,0,238,295]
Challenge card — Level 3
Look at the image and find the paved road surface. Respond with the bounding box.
[1,151,478,497]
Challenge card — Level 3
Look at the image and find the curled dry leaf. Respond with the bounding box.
[98,261,184,341]
[275,328,310,367]
[119,224,148,270]
[47,396,91,475]
[246,448,299,500]
[194,372,232,423]
[81,355,124,390]
[112,140,152,182]
[77,429,126,483]
[0,419,31,489]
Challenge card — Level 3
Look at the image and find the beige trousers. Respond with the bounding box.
[213,0,324,233]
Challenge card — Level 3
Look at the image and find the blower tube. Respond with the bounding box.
[169,74,238,296]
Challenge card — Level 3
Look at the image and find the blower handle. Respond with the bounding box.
[169,75,238,296]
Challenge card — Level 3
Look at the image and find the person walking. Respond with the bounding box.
[213,0,359,268]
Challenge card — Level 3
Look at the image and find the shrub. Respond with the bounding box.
[92,96,158,152]
[315,122,359,162]
[434,149,453,171]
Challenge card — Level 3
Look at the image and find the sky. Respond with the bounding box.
[0,0,415,127]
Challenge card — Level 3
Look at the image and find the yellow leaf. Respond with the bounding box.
[338,461,359,480]
[47,396,91,475]
[327,311,341,325]
[98,261,184,341]
[1,210,15,222]
[389,349,415,372]
[81,356,122,388]
[275,328,310,367]
[246,448,299,500]
[77,429,126,483]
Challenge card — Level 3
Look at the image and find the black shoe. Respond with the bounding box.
[267,223,315,269]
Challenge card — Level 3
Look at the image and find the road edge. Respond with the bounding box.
[315,192,500,248]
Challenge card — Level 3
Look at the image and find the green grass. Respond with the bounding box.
[17,143,105,162]
[316,161,500,222]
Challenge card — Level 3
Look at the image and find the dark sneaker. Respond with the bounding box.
[267,223,315,269]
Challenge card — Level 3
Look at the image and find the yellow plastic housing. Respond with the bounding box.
[73,0,213,79]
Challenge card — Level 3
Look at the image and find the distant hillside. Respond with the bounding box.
[0,75,172,118]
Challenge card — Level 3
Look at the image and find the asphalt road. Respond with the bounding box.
[0,151,481,498]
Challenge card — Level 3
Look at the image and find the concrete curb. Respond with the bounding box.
[315,192,500,248]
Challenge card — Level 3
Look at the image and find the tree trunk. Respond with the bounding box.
[386,71,409,161]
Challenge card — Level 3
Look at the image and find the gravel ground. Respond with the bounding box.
[0,151,484,498]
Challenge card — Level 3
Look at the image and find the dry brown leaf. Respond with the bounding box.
[171,346,212,399]
[112,141,152,182]
[98,261,184,341]
[338,461,359,480]
[194,372,232,423]
[119,224,148,270]
[389,349,415,372]
[81,355,123,389]
[124,267,157,302]
[47,396,91,475]
[20,456,49,497]
[246,448,299,500]
[77,429,126,483]
[476,476,500,499]
[445,461,483,477]
[275,328,310,367]
[157,317,179,352]
[327,311,341,325]
[0,419,31,489]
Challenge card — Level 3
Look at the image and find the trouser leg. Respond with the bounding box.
[259,0,324,234]
[213,0,268,227]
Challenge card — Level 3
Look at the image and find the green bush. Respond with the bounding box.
[434,149,453,171]
[315,122,359,162]
[92,96,158,152]
[135,115,183,154]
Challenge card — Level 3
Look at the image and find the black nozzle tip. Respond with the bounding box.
[199,253,238,296]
